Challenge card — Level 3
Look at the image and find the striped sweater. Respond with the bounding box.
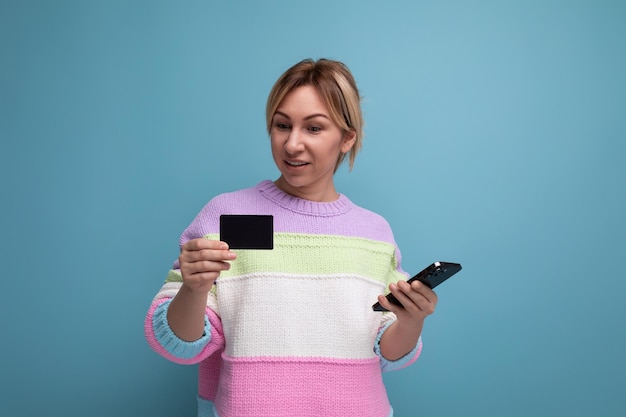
[145,180,422,417]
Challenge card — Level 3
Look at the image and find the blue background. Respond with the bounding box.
[2,1,625,416]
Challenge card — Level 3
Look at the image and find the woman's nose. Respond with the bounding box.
[285,129,304,153]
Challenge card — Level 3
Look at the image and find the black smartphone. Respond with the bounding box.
[219,215,274,249]
[372,261,462,312]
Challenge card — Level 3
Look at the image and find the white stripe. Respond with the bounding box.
[215,273,387,359]
[155,281,220,312]
[154,281,181,301]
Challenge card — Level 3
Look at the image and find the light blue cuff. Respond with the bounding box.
[374,320,422,372]
[152,299,211,359]
[198,396,219,417]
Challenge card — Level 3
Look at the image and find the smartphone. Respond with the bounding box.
[372,261,462,312]
[219,214,274,249]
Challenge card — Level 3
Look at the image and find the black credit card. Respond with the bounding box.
[219,215,274,249]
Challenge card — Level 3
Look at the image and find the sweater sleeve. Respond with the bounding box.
[144,195,227,363]
[374,318,423,372]
[144,282,225,364]
[370,219,424,371]
[149,298,212,359]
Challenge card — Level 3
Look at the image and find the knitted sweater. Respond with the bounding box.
[145,180,422,417]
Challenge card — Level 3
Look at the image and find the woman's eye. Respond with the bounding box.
[308,126,322,133]
[275,123,290,130]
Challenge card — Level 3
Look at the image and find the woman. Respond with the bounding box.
[145,58,438,417]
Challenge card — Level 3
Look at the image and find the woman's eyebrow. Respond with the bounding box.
[273,111,290,119]
[274,110,330,121]
[303,113,331,121]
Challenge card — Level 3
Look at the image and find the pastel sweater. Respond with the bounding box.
[145,180,422,417]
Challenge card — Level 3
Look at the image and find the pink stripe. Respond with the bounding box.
[198,349,224,402]
[213,354,391,417]
[144,298,225,365]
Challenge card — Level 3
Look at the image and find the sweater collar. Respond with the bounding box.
[257,180,353,216]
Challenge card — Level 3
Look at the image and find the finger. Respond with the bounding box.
[181,260,230,287]
[402,281,437,315]
[182,248,236,263]
[183,259,232,275]
[186,270,222,283]
[377,294,402,314]
[393,281,436,315]
[389,282,420,310]
[183,238,229,252]
[180,238,236,263]
[409,280,438,304]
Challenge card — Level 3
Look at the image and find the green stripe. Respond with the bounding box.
[200,232,404,285]
[165,269,183,283]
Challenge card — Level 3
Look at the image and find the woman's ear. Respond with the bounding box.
[341,129,357,153]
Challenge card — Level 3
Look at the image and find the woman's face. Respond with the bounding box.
[270,85,355,202]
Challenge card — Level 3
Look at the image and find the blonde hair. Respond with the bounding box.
[266,58,364,171]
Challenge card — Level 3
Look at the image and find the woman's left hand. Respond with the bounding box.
[376,280,438,361]
[377,280,438,326]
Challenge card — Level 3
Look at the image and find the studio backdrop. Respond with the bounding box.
[1,1,625,416]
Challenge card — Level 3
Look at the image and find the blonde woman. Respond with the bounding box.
[145,58,438,417]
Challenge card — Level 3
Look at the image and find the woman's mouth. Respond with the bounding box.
[286,160,308,167]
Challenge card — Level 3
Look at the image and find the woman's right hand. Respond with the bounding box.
[178,238,237,293]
